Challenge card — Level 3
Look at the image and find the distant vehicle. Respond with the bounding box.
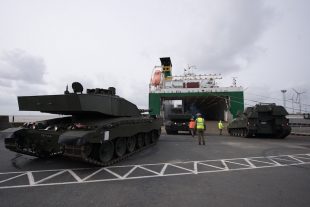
[303,113,310,119]
[0,82,162,166]
[164,113,192,135]
[227,103,291,138]
[164,106,192,134]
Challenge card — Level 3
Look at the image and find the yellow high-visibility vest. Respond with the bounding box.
[218,122,224,129]
[196,117,205,129]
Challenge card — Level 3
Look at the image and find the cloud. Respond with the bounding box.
[0,49,46,86]
[0,49,48,114]
[172,0,274,74]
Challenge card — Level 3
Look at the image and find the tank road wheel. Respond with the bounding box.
[115,138,127,157]
[126,136,136,153]
[37,150,50,159]
[151,130,159,143]
[145,133,152,146]
[137,134,145,149]
[99,141,114,162]
[241,129,246,137]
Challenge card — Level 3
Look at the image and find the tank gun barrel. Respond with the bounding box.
[139,109,152,113]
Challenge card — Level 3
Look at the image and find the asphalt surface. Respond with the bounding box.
[0,132,310,207]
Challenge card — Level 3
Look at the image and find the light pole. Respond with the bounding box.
[281,90,287,109]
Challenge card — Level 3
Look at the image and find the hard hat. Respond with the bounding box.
[197,113,202,116]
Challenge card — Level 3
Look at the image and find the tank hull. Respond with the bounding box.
[3,127,62,158]
[2,116,162,165]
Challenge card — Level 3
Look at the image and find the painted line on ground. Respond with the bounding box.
[0,153,309,189]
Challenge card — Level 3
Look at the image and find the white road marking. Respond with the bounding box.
[198,162,226,170]
[193,162,198,174]
[169,164,195,173]
[224,160,251,168]
[0,173,25,184]
[220,160,229,170]
[247,158,276,166]
[0,153,309,189]
[270,156,301,163]
[160,164,169,175]
[294,154,310,160]
[244,158,256,168]
[138,166,161,175]
[67,170,83,183]
[35,170,66,184]
[103,168,123,179]
[123,166,138,178]
[265,158,283,166]
[82,168,105,181]
[27,172,35,186]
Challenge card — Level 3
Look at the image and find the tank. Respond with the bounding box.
[227,103,291,138]
[0,82,162,166]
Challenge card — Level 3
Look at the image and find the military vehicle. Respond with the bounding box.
[164,113,192,134]
[227,103,291,138]
[1,82,162,166]
[163,105,192,134]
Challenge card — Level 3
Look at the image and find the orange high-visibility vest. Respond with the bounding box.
[189,121,195,129]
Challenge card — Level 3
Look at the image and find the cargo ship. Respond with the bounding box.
[149,57,244,121]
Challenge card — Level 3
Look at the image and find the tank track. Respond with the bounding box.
[6,140,157,166]
[63,141,157,167]
[228,128,252,138]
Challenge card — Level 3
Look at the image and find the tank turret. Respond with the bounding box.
[18,82,140,117]
[227,103,291,138]
[1,82,162,165]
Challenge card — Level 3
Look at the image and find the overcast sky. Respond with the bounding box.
[0,0,309,115]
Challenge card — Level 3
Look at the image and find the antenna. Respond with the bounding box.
[293,88,306,114]
[184,65,196,76]
[64,84,69,94]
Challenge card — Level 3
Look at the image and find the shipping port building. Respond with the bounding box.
[149,57,244,121]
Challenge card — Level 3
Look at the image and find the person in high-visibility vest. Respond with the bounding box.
[188,118,196,137]
[195,113,206,145]
[218,120,224,135]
